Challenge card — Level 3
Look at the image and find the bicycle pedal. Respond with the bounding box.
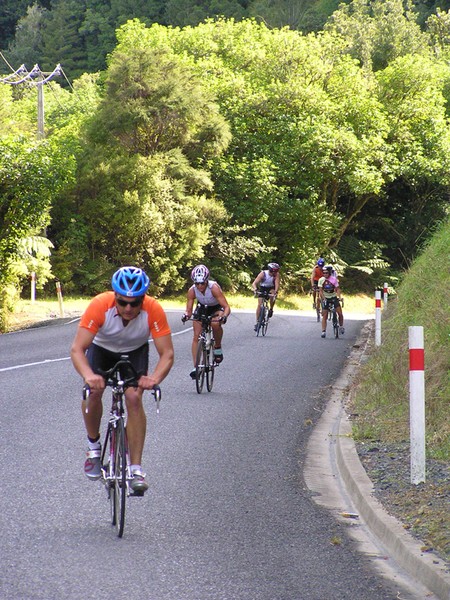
[130,490,145,497]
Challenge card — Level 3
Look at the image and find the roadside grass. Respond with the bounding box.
[7,291,374,331]
[349,218,450,461]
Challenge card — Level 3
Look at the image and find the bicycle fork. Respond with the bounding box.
[102,418,131,493]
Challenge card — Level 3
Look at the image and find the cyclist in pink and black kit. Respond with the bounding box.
[71,266,174,494]
[318,265,344,338]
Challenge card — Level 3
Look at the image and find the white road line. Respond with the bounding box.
[0,328,192,372]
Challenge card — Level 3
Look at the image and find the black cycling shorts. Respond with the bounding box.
[323,297,340,310]
[86,342,149,379]
[193,303,223,320]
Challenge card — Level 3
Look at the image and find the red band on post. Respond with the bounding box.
[409,348,424,371]
[375,299,381,308]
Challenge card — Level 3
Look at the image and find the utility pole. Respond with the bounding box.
[0,63,62,139]
[37,74,45,139]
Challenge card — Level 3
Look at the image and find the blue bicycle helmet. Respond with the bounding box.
[317,258,325,267]
[111,266,150,297]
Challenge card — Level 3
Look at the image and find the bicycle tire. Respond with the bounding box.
[102,424,116,526]
[206,344,215,392]
[333,311,339,339]
[113,418,127,537]
[195,340,205,394]
[256,305,265,337]
[262,306,269,336]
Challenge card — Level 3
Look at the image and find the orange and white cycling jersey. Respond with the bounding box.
[79,292,171,353]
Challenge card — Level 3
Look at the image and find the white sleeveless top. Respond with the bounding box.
[191,280,220,306]
[260,270,275,288]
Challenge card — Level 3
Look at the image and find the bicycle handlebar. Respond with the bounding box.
[83,355,162,413]
[181,314,226,324]
[254,291,276,298]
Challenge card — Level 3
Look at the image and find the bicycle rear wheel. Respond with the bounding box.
[195,340,206,393]
[206,344,215,392]
[112,419,127,537]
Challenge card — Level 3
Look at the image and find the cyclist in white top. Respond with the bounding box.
[182,265,231,379]
[251,262,280,328]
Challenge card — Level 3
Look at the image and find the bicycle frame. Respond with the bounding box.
[84,356,161,537]
[255,291,273,336]
[195,314,217,393]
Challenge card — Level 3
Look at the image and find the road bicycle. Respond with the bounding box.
[193,314,221,394]
[324,297,344,339]
[84,356,161,538]
[254,290,275,337]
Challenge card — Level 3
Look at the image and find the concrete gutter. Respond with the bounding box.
[304,321,450,600]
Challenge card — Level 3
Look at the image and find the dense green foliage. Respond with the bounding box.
[1,1,450,330]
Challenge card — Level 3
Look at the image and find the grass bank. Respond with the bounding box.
[349,219,449,560]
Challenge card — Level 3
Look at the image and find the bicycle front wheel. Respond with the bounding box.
[113,418,127,537]
[262,305,269,336]
[206,344,215,392]
[333,312,339,338]
[195,340,206,394]
[256,306,265,337]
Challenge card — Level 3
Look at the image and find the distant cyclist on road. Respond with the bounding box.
[318,265,344,338]
[252,262,280,329]
[310,258,325,309]
[70,266,174,494]
[182,265,231,379]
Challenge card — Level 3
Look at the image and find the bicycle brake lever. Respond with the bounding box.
[152,385,161,414]
[83,385,90,414]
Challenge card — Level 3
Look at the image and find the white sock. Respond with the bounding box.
[88,438,101,451]
[131,464,142,475]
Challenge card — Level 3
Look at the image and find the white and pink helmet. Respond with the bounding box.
[191,264,210,283]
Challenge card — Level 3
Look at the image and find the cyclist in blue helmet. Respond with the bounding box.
[71,266,174,494]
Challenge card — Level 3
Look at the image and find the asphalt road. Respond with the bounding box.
[0,309,410,600]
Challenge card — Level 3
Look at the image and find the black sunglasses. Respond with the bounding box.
[116,297,143,307]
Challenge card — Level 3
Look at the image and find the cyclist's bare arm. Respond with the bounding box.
[251,271,264,292]
[70,327,105,390]
[143,334,174,388]
[211,284,231,318]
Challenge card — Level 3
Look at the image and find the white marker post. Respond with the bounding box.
[55,281,64,318]
[375,290,381,346]
[31,272,36,303]
[383,282,388,309]
[409,326,426,484]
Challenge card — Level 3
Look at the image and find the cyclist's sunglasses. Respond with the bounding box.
[116,297,144,307]
[323,272,330,276]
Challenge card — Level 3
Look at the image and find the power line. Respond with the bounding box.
[0,63,62,139]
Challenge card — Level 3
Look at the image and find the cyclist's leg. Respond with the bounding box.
[191,319,202,365]
[210,307,224,362]
[256,296,263,321]
[123,344,150,492]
